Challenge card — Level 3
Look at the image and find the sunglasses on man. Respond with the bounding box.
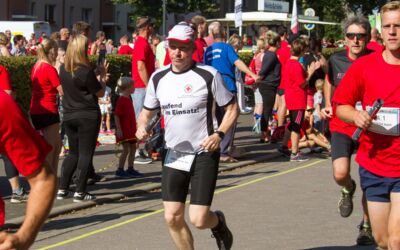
[345,33,368,40]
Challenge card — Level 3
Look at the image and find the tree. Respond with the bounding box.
[111,0,219,29]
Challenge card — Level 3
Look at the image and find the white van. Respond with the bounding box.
[0,21,51,38]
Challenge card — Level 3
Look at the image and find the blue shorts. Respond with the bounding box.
[359,166,400,202]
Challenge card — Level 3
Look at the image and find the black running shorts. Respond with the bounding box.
[288,109,304,133]
[30,113,60,130]
[161,150,220,206]
[331,132,358,161]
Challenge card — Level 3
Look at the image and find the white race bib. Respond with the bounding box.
[164,149,196,172]
[366,106,400,136]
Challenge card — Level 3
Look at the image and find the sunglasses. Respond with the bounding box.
[306,109,314,112]
[345,33,367,40]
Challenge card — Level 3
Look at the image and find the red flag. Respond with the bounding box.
[291,0,299,34]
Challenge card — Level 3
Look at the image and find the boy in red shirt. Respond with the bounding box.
[283,37,319,162]
[334,2,400,249]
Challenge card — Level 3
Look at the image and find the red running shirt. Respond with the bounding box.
[276,40,291,89]
[118,45,133,55]
[30,62,61,114]
[283,59,307,110]
[0,90,51,225]
[333,52,400,177]
[115,96,137,143]
[131,36,155,89]
[0,65,11,91]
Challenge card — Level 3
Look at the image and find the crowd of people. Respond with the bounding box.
[1,1,400,249]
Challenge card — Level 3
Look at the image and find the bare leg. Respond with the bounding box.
[367,201,390,249]
[388,193,400,249]
[118,143,129,169]
[290,131,300,154]
[164,201,194,250]
[106,113,111,131]
[332,157,353,188]
[277,94,287,126]
[127,143,136,168]
[188,204,219,230]
[42,123,61,175]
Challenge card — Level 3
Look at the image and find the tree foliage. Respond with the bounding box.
[111,0,219,29]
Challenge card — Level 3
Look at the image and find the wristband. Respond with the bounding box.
[214,131,225,140]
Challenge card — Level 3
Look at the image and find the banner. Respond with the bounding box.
[235,0,243,28]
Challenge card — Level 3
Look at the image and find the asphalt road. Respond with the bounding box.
[31,156,376,250]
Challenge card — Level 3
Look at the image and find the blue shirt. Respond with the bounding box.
[204,42,239,93]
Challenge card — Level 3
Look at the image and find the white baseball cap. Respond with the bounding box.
[167,23,194,43]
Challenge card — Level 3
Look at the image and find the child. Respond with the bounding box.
[99,86,112,134]
[313,79,324,132]
[114,77,143,178]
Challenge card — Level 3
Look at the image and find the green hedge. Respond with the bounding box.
[0,54,132,112]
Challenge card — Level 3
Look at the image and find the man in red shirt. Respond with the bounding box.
[0,90,56,249]
[191,15,207,63]
[321,16,375,245]
[117,35,133,55]
[131,16,155,164]
[334,2,400,249]
[367,28,384,52]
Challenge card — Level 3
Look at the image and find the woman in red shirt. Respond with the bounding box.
[30,38,63,173]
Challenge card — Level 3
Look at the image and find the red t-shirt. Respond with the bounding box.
[283,59,307,110]
[118,45,133,55]
[0,90,52,225]
[115,96,137,143]
[192,38,207,63]
[131,36,155,89]
[276,40,291,89]
[367,41,384,52]
[333,52,400,177]
[0,65,12,91]
[30,62,61,114]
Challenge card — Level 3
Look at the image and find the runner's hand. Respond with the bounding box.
[0,231,30,250]
[135,126,149,141]
[320,107,332,119]
[201,133,221,151]
[353,110,373,129]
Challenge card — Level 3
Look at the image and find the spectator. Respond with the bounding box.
[99,85,112,134]
[114,77,142,178]
[258,24,269,40]
[72,21,91,37]
[257,30,281,143]
[0,90,56,250]
[4,29,12,51]
[367,27,384,52]
[57,34,108,202]
[30,38,63,173]
[106,39,114,54]
[313,79,324,132]
[0,32,11,57]
[90,31,106,55]
[191,15,208,63]
[204,21,220,46]
[131,16,155,164]
[150,34,160,55]
[129,32,137,49]
[58,28,70,51]
[50,31,60,41]
[10,35,27,56]
[118,35,133,55]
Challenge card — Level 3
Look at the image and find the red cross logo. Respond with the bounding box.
[184,84,193,93]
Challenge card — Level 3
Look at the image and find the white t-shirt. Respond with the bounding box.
[99,86,112,108]
[144,63,234,153]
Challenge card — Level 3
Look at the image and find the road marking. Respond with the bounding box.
[38,159,325,249]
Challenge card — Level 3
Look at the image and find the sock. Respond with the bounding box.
[13,187,23,195]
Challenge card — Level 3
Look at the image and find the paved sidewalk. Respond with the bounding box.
[1,114,284,227]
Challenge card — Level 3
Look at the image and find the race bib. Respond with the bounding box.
[164,149,196,172]
[366,106,400,136]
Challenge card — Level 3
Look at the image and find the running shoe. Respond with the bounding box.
[356,221,375,246]
[134,150,153,164]
[73,192,96,203]
[10,188,29,203]
[290,152,309,162]
[278,145,291,157]
[87,173,107,185]
[115,168,131,178]
[126,167,144,177]
[56,189,69,200]
[338,179,356,217]
[211,210,233,250]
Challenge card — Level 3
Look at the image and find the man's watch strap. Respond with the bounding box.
[214,131,225,140]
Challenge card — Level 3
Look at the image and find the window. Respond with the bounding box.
[116,11,120,24]
[45,4,56,24]
[69,6,74,26]
[30,2,36,16]
[82,8,93,24]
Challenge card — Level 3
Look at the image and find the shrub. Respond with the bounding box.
[0,54,132,112]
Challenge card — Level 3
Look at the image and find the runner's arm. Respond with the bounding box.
[336,104,372,129]
[0,161,56,250]
[136,108,155,140]
[321,74,333,119]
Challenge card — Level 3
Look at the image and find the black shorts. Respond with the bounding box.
[161,150,220,206]
[288,110,304,133]
[331,132,358,161]
[30,113,60,130]
[277,88,284,96]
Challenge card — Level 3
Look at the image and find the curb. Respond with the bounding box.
[4,152,283,227]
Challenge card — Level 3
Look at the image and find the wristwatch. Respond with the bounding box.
[214,131,225,140]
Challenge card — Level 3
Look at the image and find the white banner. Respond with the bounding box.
[235,0,242,28]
